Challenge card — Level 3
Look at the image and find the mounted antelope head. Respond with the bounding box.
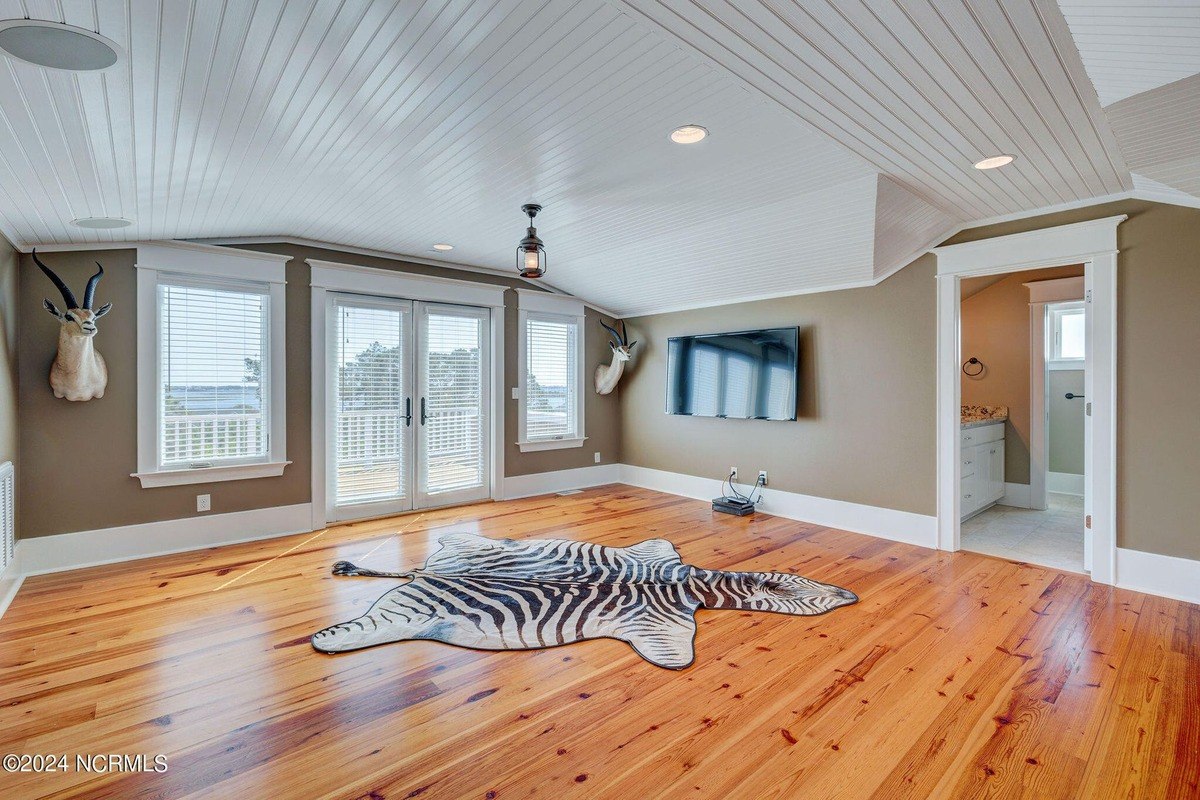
[35,249,111,401]
[594,319,637,395]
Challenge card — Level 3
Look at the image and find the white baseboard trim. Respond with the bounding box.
[18,503,314,578]
[0,554,24,620]
[501,464,622,500]
[1116,547,1200,606]
[618,465,938,549]
[999,482,1032,509]
[1047,471,1085,496]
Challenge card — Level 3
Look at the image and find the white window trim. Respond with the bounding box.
[133,242,291,488]
[516,290,586,452]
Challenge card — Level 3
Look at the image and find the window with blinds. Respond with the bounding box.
[422,309,486,495]
[334,301,408,506]
[158,278,270,467]
[523,314,580,441]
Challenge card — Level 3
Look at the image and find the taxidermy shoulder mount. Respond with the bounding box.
[595,319,636,395]
[35,249,112,401]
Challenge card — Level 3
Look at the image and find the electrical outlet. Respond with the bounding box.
[196,494,211,513]
[511,387,519,400]
[730,466,738,482]
[758,470,768,486]
[594,452,601,463]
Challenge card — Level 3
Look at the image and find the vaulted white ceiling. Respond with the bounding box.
[0,0,1194,315]
[1059,1,1200,106]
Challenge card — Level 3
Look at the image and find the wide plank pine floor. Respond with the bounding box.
[0,485,1197,799]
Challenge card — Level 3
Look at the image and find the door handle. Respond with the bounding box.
[420,397,428,425]
[404,397,412,427]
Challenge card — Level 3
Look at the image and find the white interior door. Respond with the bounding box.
[1083,287,1094,573]
[415,302,491,508]
[328,296,414,521]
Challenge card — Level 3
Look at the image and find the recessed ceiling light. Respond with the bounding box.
[0,20,123,72]
[973,154,1015,170]
[72,216,132,229]
[432,243,454,252]
[670,125,708,144]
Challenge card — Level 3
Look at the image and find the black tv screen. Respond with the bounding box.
[666,327,798,420]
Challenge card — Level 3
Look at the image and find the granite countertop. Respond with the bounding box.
[961,404,1008,428]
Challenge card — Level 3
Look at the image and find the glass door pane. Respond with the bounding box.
[330,296,414,520]
[416,303,490,507]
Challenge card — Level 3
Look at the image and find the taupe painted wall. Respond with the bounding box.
[619,256,937,516]
[622,199,1200,561]
[0,239,17,472]
[944,199,1200,560]
[960,265,1083,484]
[1048,370,1084,475]
[17,243,620,539]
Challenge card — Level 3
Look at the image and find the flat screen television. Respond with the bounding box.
[666,327,798,420]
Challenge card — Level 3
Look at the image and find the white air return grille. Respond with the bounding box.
[0,461,13,572]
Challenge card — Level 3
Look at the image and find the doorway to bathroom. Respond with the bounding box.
[955,270,1088,573]
[932,215,1123,585]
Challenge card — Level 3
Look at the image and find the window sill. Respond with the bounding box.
[1048,359,1085,371]
[517,437,587,453]
[132,461,291,488]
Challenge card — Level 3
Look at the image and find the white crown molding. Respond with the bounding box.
[18,238,291,262]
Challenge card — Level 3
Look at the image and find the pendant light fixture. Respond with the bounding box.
[516,203,546,279]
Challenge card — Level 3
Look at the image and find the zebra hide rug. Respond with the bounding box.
[311,533,858,669]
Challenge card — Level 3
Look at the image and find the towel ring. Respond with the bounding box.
[962,357,984,377]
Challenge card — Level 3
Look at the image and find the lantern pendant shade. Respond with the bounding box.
[517,203,546,279]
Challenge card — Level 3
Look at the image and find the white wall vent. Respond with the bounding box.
[0,461,13,572]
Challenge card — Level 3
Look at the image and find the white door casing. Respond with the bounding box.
[310,260,507,530]
[932,215,1125,585]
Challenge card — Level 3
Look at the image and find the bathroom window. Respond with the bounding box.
[1049,303,1085,366]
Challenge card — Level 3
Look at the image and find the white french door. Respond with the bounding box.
[415,303,490,508]
[328,296,490,521]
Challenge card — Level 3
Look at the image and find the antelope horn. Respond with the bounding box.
[33,249,79,309]
[83,262,104,309]
[600,319,625,346]
[621,320,629,344]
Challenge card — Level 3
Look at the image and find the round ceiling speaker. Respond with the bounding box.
[0,20,123,72]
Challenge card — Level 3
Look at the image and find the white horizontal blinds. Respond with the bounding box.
[423,308,486,495]
[334,300,408,506]
[525,314,578,440]
[158,279,269,467]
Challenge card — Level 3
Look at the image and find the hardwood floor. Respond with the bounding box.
[0,485,1196,799]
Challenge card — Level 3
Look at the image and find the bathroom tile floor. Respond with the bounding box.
[961,492,1085,573]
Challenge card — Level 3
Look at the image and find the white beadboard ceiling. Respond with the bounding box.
[0,0,1192,315]
[1106,73,1200,197]
[1059,1,1200,107]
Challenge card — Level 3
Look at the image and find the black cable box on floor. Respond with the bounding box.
[712,496,756,516]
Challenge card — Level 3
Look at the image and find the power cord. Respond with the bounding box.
[722,471,766,505]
